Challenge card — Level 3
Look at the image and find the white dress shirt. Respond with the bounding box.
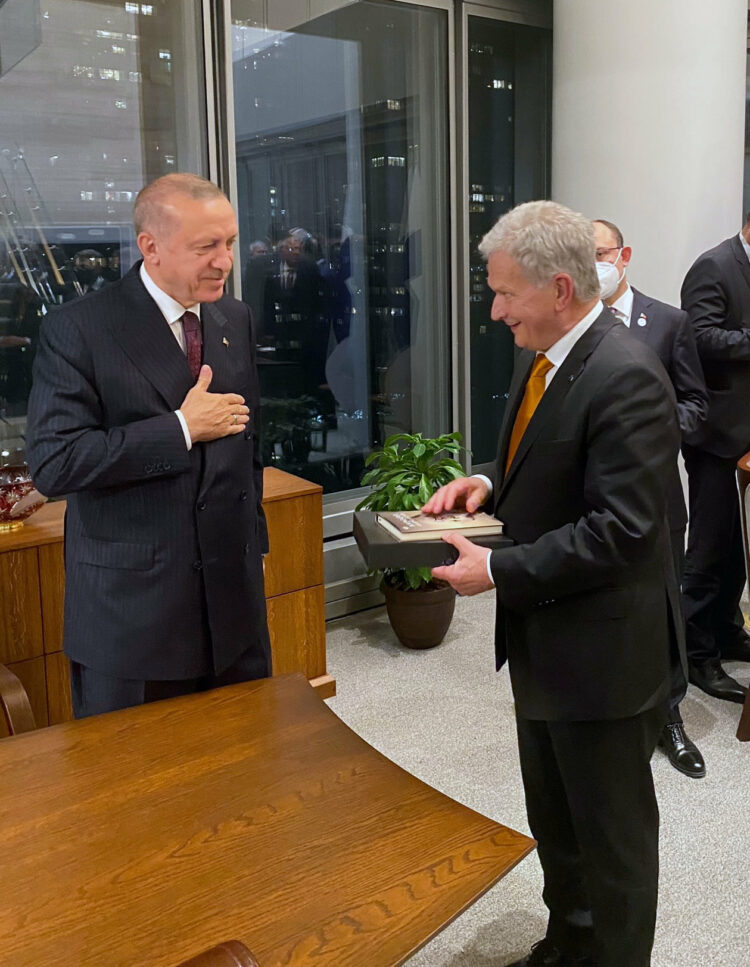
[609,283,634,327]
[739,230,750,263]
[140,263,199,450]
[475,299,604,583]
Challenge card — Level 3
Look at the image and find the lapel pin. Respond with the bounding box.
[637,313,647,327]
[222,336,230,347]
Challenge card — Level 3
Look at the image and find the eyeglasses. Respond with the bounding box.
[595,246,621,262]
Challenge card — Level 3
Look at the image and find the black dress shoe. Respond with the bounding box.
[689,659,747,704]
[720,631,750,663]
[505,938,596,967]
[657,722,706,778]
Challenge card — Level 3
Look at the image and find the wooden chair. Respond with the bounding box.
[0,663,36,736]
[176,940,259,967]
[734,453,750,741]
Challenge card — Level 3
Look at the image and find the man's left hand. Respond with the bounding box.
[431,533,494,596]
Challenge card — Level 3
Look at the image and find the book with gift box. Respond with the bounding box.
[354,509,512,570]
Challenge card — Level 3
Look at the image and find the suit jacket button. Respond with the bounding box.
[192,560,203,571]
[243,543,250,554]
[197,500,207,511]
[239,490,248,501]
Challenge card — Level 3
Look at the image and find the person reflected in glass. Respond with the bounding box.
[264,227,326,393]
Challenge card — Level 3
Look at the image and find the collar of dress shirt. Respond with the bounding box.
[739,231,750,264]
[140,263,201,324]
[542,300,604,384]
[610,283,633,326]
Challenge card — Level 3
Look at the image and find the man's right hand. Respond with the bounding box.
[421,476,490,515]
[180,365,250,443]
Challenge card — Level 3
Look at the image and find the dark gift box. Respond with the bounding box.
[353,510,513,570]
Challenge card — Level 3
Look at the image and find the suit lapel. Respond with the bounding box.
[496,310,617,502]
[108,263,194,411]
[629,288,653,342]
[729,235,750,298]
[200,301,238,491]
[495,351,534,473]
[201,301,231,385]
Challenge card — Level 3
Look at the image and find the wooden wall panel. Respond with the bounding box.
[46,651,73,726]
[39,543,65,654]
[3,657,48,734]
[267,585,326,679]
[0,549,43,665]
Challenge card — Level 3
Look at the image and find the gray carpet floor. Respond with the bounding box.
[325,593,750,967]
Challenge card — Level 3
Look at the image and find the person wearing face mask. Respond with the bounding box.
[593,219,709,779]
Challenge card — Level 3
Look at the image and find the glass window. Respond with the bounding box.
[467,15,551,465]
[0,0,206,459]
[231,0,451,495]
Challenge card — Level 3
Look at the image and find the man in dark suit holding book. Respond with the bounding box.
[26,173,271,718]
[424,201,680,967]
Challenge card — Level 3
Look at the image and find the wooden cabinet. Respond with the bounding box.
[262,469,332,693]
[0,467,332,737]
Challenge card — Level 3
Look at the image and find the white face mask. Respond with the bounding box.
[596,251,625,300]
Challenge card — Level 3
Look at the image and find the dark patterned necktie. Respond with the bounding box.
[181,310,202,378]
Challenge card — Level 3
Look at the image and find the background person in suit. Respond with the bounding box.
[593,218,708,779]
[26,173,271,718]
[679,219,750,706]
[424,202,680,967]
[263,228,326,387]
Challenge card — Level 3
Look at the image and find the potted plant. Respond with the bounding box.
[357,430,466,649]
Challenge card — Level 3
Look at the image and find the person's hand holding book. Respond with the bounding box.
[421,476,490,516]
[431,533,495,596]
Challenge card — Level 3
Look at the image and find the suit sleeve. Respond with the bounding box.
[681,256,750,361]
[26,310,192,498]
[489,361,679,612]
[668,310,709,441]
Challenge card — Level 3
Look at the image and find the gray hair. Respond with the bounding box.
[478,200,600,301]
[134,173,227,236]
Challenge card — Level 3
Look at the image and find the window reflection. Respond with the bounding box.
[232,0,450,494]
[467,17,551,465]
[0,0,205,458]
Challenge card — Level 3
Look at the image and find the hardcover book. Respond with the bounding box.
[353,511,512,569]
[376,509,504,542]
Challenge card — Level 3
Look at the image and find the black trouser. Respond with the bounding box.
[682,443,747,665]
[516,705,666,967]
[70,646,270,719]
[667,527,688,722]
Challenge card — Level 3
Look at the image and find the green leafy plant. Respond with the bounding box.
[357,431,466,590]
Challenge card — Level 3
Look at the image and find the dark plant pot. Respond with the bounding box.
[381,579,457,650]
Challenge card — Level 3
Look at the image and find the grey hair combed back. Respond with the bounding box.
[134,173,227,236]
[478,200,600,301]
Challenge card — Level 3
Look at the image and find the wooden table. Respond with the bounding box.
[0,675,534,967]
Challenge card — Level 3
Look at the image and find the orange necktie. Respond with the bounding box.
[505,353,554,474]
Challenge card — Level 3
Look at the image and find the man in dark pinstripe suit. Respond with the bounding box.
[27,174,271,717]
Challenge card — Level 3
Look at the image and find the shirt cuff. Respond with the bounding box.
[473,473,493,497]
[175,410,192,451]
[486,549,495,586]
